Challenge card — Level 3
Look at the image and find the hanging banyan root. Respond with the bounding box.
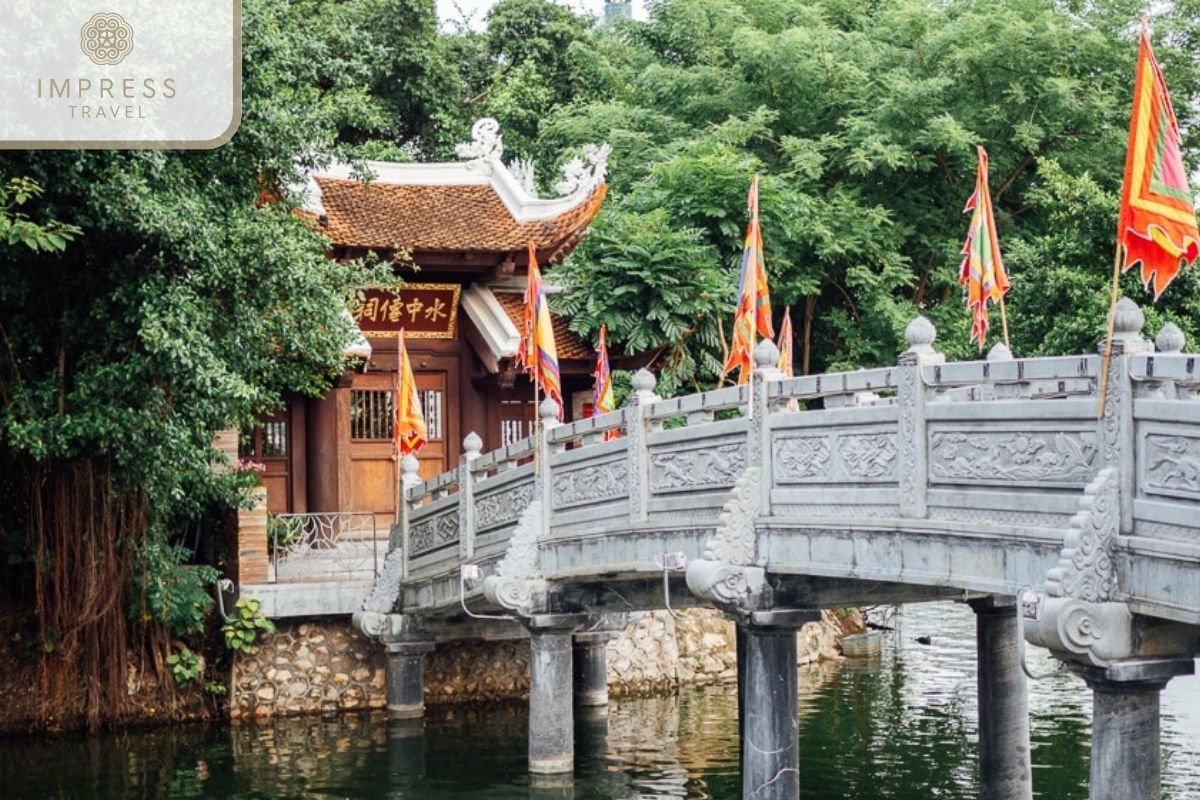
[28,458,171,731]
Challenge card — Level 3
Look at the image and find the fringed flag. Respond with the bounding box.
[1117,20,1199,300]
[777,307,798,410]
[776,307,794,377]
[394,330,427,457]
[517,242,563,418]
[592,325,617,440]
[723,175,774,384]
[959,145,1011,349]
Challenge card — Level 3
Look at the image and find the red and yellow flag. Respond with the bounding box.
[592,325,617,440]
[592,325,614,416]
[776,307,794,378]
[959,145,1011,349]
[517,243,563,417]
[394,330,427,457]
[723,175,774,384]
[777,307,799,410]
[1117,21,1199,300]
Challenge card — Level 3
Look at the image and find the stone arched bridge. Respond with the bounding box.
[355,299,1200,800]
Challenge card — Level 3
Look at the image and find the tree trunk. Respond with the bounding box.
[802,294,817,376]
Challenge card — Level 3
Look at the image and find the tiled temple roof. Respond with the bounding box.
[313,177,606,258]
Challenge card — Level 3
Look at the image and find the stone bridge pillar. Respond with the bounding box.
[737,610,820,800]
[353,612,434,720]
[385,641,435,719]
[526,614,589,774]
[573,629,617,707]
[969,597,1032,800]
[1023,435,1199,800]
[1074,659,1194,800]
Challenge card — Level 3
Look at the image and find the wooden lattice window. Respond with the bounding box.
[262,420,288,456]
[421,389,444,440]
[350,390,394,440]
[500,399,534,446]
[240,419,288,458]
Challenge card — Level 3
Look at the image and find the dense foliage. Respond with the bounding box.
[456,0,1200,386]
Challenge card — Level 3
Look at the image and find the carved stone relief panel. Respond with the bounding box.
[928,429,1098,487]
[409,510,460,558]
[773,432,898,483]
[475,481,535,531]
[773,436,830,481]
[649,442,746,493]
[1143,433,1200,499]
[552,459,628,509]
[838,433,898,480]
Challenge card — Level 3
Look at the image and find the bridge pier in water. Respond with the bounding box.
[1074,659,1195,800]
[969,597,1032,800]
[572,630,612,707]
[736,611,819,800]
[385,641,434,720]
[527,615,587,774]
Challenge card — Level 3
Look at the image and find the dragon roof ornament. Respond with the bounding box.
[455,117,504,169]
[455,118,609,201]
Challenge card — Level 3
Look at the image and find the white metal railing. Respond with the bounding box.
[269,511,379,582]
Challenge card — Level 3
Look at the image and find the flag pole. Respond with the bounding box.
[746,184,758,420]
[394,329,402,519]
[747,324,755,420]
[532,278,542,477]
[998,295,1011,351]
[716,316,730,390]
[533,363,541,477]
[1097,245,1123,419]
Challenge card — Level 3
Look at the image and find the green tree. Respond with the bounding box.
[437,0,597,167]
[0,0,402,729]
[542,0,1200,386]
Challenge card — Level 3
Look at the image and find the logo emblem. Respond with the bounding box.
[80,12,134,66]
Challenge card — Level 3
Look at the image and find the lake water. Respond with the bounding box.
[1,602,1197,799]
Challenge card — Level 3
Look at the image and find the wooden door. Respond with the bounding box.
[240,412,291,514]
[347,371,451,527]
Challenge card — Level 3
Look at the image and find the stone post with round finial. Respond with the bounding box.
[897,315,944,518]
[458,432,484,562]
[537,397,563,528]
[395,454,422,578]
[751,339,782,515]
[1152,322,1187,400]
[1098,297,1151,534]
[1155,321,1185,355]
[625,367,659,525]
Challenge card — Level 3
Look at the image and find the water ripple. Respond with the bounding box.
[0,602,1196,799]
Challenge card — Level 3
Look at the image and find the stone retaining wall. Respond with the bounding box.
[232,610,858,719]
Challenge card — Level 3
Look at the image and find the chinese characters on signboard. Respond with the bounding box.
[352,284,461,339]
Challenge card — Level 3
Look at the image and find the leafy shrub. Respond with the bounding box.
[131,542,219,637]
[166,646,203,688]
[267,515,305,554]
[222,597,275,654]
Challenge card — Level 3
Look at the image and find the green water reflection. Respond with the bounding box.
[0,602,1196,799]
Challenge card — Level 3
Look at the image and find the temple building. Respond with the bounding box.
[239,120,609,527]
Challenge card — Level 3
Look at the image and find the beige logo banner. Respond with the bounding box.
[0,1,241,149]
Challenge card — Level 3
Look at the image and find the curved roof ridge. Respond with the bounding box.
[299,117,610,229]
